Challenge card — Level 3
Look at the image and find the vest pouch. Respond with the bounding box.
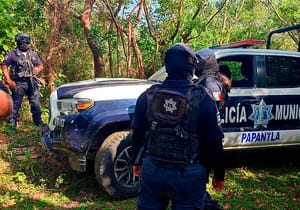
[146,127,193,164]
[14,49,35,79]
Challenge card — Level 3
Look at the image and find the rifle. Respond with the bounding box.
[134,145,146,165]
[133,121,157,165]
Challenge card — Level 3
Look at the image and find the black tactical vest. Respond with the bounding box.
[10,49,36,80]
[145,84,206,165]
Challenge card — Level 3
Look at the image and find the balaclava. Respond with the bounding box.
[15,33,31,52]
[164,43,197,81]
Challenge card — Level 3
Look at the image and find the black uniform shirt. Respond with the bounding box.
[2,49,42,71]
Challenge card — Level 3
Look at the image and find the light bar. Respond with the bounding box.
[210,39,265,49]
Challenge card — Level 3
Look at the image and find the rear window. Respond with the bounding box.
[265,56,300,87]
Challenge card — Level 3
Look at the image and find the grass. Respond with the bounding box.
[0,119,299,209]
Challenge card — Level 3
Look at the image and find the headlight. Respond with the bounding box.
[57,98,94,115]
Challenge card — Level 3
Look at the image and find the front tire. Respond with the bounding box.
[94,131,139,199]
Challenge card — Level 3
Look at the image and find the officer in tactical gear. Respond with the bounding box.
[195,48,231,114]
[131,43,225,210]
[1,32,47,133]
[195,49,232,210]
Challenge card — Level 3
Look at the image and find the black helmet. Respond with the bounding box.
[15,33,31,44]
[164,43,197,80]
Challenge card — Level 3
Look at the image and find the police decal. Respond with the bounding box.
[248,99,274,128]
[163,98,177,113]
[275,104,300,120]
[222,106,247,123]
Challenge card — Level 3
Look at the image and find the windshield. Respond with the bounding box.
[148,67,168,82]
[148,66,198,82]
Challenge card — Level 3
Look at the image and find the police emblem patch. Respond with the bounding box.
[163,98,177,113]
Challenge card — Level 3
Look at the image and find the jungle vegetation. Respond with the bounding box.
[0,0,299,97]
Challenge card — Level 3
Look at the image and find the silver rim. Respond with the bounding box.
[114,146,139,188]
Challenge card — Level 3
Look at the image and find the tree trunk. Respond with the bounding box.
[45,0,71,93]
[80,0,105,77]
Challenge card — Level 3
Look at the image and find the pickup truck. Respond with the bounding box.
[42,24,300,199]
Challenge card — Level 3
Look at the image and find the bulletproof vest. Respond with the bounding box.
[145,84,206,165]
[197,71,228,112]
[10,49,35,80]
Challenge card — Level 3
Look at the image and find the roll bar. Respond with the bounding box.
[266,24,300,51]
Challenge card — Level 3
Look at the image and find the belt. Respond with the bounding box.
[149,155,201,165]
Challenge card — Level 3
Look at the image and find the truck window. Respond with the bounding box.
[219,55,254,88]
[265,56,300,87]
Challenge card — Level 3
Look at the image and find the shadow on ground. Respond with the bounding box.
[224,146,300,169]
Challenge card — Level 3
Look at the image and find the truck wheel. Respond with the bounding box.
[94,131,140,199]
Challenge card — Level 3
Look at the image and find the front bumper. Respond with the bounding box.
[41,114,95,172]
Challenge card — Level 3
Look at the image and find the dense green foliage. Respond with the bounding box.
[0,0,19,57]
[1,1,299,78]
[1,1,299,208]
[0,0,299,100]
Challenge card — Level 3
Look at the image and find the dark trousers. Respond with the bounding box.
[11,80,42,126]
[137,155,207,210]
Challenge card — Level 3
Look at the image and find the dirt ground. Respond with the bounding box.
[0,128,69,174]
[0,133,7,144]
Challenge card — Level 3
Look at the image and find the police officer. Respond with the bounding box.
[195,49,232,210]
[131,43,225,210]
[1,32,47,132]
[195,48,231,113]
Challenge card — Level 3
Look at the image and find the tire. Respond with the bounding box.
[94,131,140,199]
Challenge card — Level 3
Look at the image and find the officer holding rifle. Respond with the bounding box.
[1,32,47,133]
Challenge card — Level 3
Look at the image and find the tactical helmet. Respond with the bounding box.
[15,33,31,44]
[164,43,197,79]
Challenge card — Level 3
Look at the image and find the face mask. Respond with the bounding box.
[18,42,30,51]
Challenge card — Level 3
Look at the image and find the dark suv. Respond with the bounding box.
[42,24,300,199]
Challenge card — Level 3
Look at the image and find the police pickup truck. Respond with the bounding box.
[42,24,300,199]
